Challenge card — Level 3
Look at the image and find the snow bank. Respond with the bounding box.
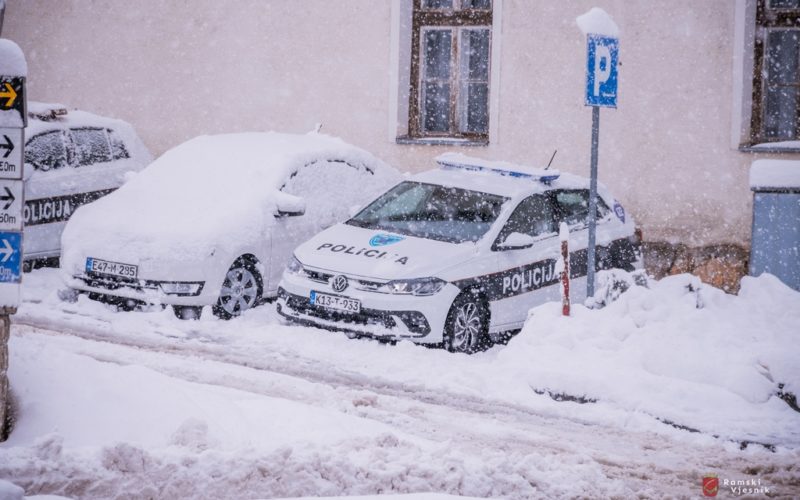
[576,8,619,37]
[0,39,27,76]
[500,273,800,442]
[750,159,800,190]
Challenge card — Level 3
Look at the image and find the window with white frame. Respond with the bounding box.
[751,0,800,144]
[407,0,492,142]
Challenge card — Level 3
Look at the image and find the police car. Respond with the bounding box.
[23,102,153,264]
[277,153,641,353]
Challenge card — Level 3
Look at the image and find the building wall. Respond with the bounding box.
[3,0,795,248]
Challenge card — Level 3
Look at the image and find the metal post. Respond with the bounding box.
[0,308,11,440]
[587,105,600,298]
[561,225,571,316]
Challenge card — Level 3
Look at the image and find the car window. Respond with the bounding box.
[24,130,69,172]
[107,128,130,160]
[552,189,609,226]
[348,181,508,243]
[70,127,112,167]
[497,194,556,243]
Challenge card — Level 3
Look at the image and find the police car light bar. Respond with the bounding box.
[436,153,561,184]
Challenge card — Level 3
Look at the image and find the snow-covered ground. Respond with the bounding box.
[1,269,799,498]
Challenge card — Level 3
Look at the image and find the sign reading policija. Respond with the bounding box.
[0,39,27,309]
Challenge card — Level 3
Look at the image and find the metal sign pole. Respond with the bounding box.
[587,106,600,297]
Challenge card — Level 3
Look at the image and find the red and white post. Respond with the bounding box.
[560,222,570,316]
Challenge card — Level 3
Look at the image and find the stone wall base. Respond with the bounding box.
[642,242,749,294]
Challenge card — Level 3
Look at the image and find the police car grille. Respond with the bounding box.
[304,270,332,284]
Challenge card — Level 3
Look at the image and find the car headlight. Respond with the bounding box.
[378,277,446,296]
[286,255,304,275]
[159,281,204,296]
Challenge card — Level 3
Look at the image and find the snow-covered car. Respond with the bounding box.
[22,102,153,264]
[60,132,401,319]
[277,154,641,353]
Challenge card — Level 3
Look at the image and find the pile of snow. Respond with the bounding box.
[60,132,401,269]
[750,159,800,190]
[575,7,619,37]
[500,272,800,443]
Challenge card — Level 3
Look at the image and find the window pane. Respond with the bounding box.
[770,0,800,8]
[24,130,67,172]
[462,0,491,9]
[423,29,452,80]
[459,82,488,133]
[764,86,798,139]
[767,31,800,85]
[423,82,451,132]
[108,129,130,160]
[501,195,556,239]
[71,128,112,167]
[422,0,453,9]
[460,29,490,80]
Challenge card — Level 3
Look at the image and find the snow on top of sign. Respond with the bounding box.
[61,132,400,266]
[576,7,619,37]
[750,159,800,189]
[0,38,27,76]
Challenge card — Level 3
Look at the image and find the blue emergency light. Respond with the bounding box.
[436,156,561,184]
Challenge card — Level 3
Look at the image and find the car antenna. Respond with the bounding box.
[545,149,557,170]
[313,122,323,133]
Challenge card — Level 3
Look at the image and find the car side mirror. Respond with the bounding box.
[496,232,536,250]
[274,193,306,217]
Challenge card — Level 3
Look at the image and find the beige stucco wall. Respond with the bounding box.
[4,0,795,246]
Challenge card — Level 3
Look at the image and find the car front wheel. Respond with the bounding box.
[444,290,489,354]
[212,258,263,320]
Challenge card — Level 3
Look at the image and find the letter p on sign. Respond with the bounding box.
[585,34,619,108]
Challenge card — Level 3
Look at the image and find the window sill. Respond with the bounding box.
[739,141,800,154]
[396,135,488,147]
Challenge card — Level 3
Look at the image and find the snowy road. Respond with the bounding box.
[1,269,799,498]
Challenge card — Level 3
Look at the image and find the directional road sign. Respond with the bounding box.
[0,181,22,231]
[0,77,25,123]
[0,128,23,180]
[585,34,619,108]
[0,231,21,284]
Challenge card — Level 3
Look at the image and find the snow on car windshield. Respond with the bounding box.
[347,181,508,243]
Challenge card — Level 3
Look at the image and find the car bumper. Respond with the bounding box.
[277,269,459,344]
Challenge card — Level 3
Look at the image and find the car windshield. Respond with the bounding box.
[347,181,508,243]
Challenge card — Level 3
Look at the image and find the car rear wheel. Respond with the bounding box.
[212,258,263,320]
[444,290,489,354]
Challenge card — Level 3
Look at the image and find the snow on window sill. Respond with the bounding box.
[740,140,800,154]
[396,135,489,147]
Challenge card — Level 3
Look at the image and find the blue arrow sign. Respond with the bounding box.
[0,231,21,283]
[585,34,619,108]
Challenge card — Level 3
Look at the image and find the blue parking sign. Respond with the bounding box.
[0,231,21,283]
[585,34,619,108]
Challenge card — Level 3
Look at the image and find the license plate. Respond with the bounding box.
[310,291,361,314]
[86,257,138,280]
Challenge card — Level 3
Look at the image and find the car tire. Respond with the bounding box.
[212,257,263,320]
[443,290,490,354]
[173,305,203,320]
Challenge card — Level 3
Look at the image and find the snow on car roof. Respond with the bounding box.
[62,132,396,259]
[26,101,137,137]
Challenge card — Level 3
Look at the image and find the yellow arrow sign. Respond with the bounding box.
[0,83,18,109]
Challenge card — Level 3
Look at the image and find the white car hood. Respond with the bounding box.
[294,223,478,280]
